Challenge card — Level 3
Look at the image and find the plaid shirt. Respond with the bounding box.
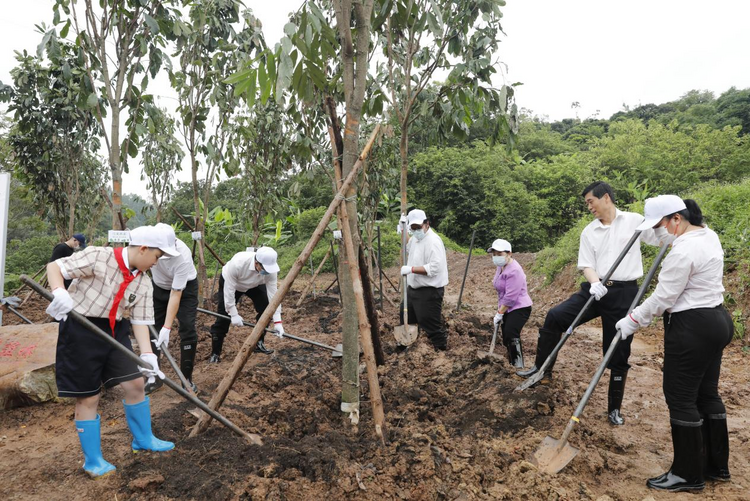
[56,246,154,325]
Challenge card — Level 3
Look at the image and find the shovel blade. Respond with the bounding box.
[394,324,418,346]
[514,370,545,392]
[530,436,579,474]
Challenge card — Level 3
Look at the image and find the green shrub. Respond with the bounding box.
[5,235,59,276]
[531,217,589,284]
[294,206,335,241]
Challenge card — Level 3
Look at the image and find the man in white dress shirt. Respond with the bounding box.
[208,247,284,361]
[399,209,450,351]
[518,181,659,426]
[147,224,199,394]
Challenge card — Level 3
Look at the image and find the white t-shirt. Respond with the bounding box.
[406,229,449,289]
[631,226,724,326]
[577,209,661,281]
[150,239,198,291]
[222,251,282,322]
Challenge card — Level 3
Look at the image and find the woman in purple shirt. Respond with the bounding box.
[488,239,533,368]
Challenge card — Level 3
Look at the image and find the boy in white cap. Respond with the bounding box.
[208,246,284,361]
[399,209,450,350]
[45,224,179,478]
[146,223,200,394]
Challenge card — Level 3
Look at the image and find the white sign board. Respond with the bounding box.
[108,230,131,243]
[0,172,11,325]
[191,231,202,241]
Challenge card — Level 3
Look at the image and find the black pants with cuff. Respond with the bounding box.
[151,278,199,381]
[501,306,532,347]
[210,275,270,356]
[400,286,448,349]
[533,280,637,372]
[663,306,733,423]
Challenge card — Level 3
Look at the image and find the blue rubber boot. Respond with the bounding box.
[123,397,175,452]
[75,415,116,478]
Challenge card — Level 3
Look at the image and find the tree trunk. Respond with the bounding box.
[358,243,385,365]
[110,106,123,230]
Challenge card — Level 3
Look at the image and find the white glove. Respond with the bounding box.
[400,266,413,276]
[46,287,74,321]
[616,314,640,340]
[493,312,504,326]
[590,281,608,301]
[332,230,342,240]
[273,322,285,338]
[156,327,170,349]
[396,214,407,234]
[139,353,165,385]
[230,314,244,327]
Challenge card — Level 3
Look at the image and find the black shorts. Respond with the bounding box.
[55,316,142,398]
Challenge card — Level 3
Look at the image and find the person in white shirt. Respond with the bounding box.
[399,209,449,350]
[147,225,199,394]
[616,195,732,493]
[518,181,660,426]
[208,247,284,361]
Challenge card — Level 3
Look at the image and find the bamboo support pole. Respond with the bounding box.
[190,125,382,438]
[171,207,226,266]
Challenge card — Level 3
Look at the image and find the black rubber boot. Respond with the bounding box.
[507,339,524,369]
[180,340,197,383]
[702,414,731,482]
[647,420,705,492]
[607,370,628,426]
[255,333,274,355]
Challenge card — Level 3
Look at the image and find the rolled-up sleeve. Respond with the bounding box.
[577,231,595,271]
[424,240,444,277]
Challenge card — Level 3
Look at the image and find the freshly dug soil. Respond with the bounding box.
[1,250,748,500]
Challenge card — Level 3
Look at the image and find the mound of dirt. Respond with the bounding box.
[1,249,747,500]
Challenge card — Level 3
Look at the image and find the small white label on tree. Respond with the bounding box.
[191,231,202,241]
[108,230,131,243]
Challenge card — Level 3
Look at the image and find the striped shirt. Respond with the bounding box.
[56,246,155,325]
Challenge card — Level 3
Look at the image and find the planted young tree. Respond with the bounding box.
[379,0,517,214]
[48,0,180,229]
[140,105,184,222]
[2,47,108,240]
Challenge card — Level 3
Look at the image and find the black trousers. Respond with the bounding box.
[501,306,532,346]
[534,281,637,372]
[663,306,733,422]
[151,278,199,348]
[210,275,270,355]
[400,286,448,349]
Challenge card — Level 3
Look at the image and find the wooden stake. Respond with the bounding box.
[190,125,382,438]
[171,207,226,266]
[295,246,332,307]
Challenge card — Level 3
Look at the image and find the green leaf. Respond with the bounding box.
[283,22,297,37]
[143,14,160,35]
[86,92,98,108]
[60,20,71,39]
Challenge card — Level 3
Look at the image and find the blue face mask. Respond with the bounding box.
[492,256,506,267]
[413,229,426,241]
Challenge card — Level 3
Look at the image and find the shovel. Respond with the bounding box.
[394,221,418,346]
[477,322,503,360]
[531,242,669,474]
[516,230,643,392]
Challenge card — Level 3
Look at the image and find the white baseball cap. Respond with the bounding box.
[407,209,427,226]
[636,195,687,231]
[487,239,512,253]
[129,224,181,257]
[255,246,280,274]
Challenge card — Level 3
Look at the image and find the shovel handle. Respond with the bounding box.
[488,322,499,355]
[148,325,197,397]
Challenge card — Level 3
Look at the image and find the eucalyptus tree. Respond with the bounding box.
[140,105,184,222]
[379,0,518,214]
[171,1,265,294]
[1,46,108,240]
[46,0,182,229]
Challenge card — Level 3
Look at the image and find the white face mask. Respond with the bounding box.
[413,229,426,241]
[492,256,506,267]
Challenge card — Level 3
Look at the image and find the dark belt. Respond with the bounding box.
[603,280,637,287]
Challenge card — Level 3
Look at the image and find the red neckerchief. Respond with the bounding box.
[110,247,135,335]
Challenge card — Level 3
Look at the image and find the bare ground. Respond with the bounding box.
[1,249,748,500]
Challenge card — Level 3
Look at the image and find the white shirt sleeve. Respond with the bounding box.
[170,257,193,291]
[222,264,240,317]
[631,253,691,326]
[577,229,596,271]
[264,273,282,323]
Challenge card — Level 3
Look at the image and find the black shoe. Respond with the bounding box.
[183,380,198,394]
[144,378,163,395]
[209,353,221,364]
[608,409,625,426]
[255,339,274,355]
[516,365,539,378]
[647,471,705,492]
